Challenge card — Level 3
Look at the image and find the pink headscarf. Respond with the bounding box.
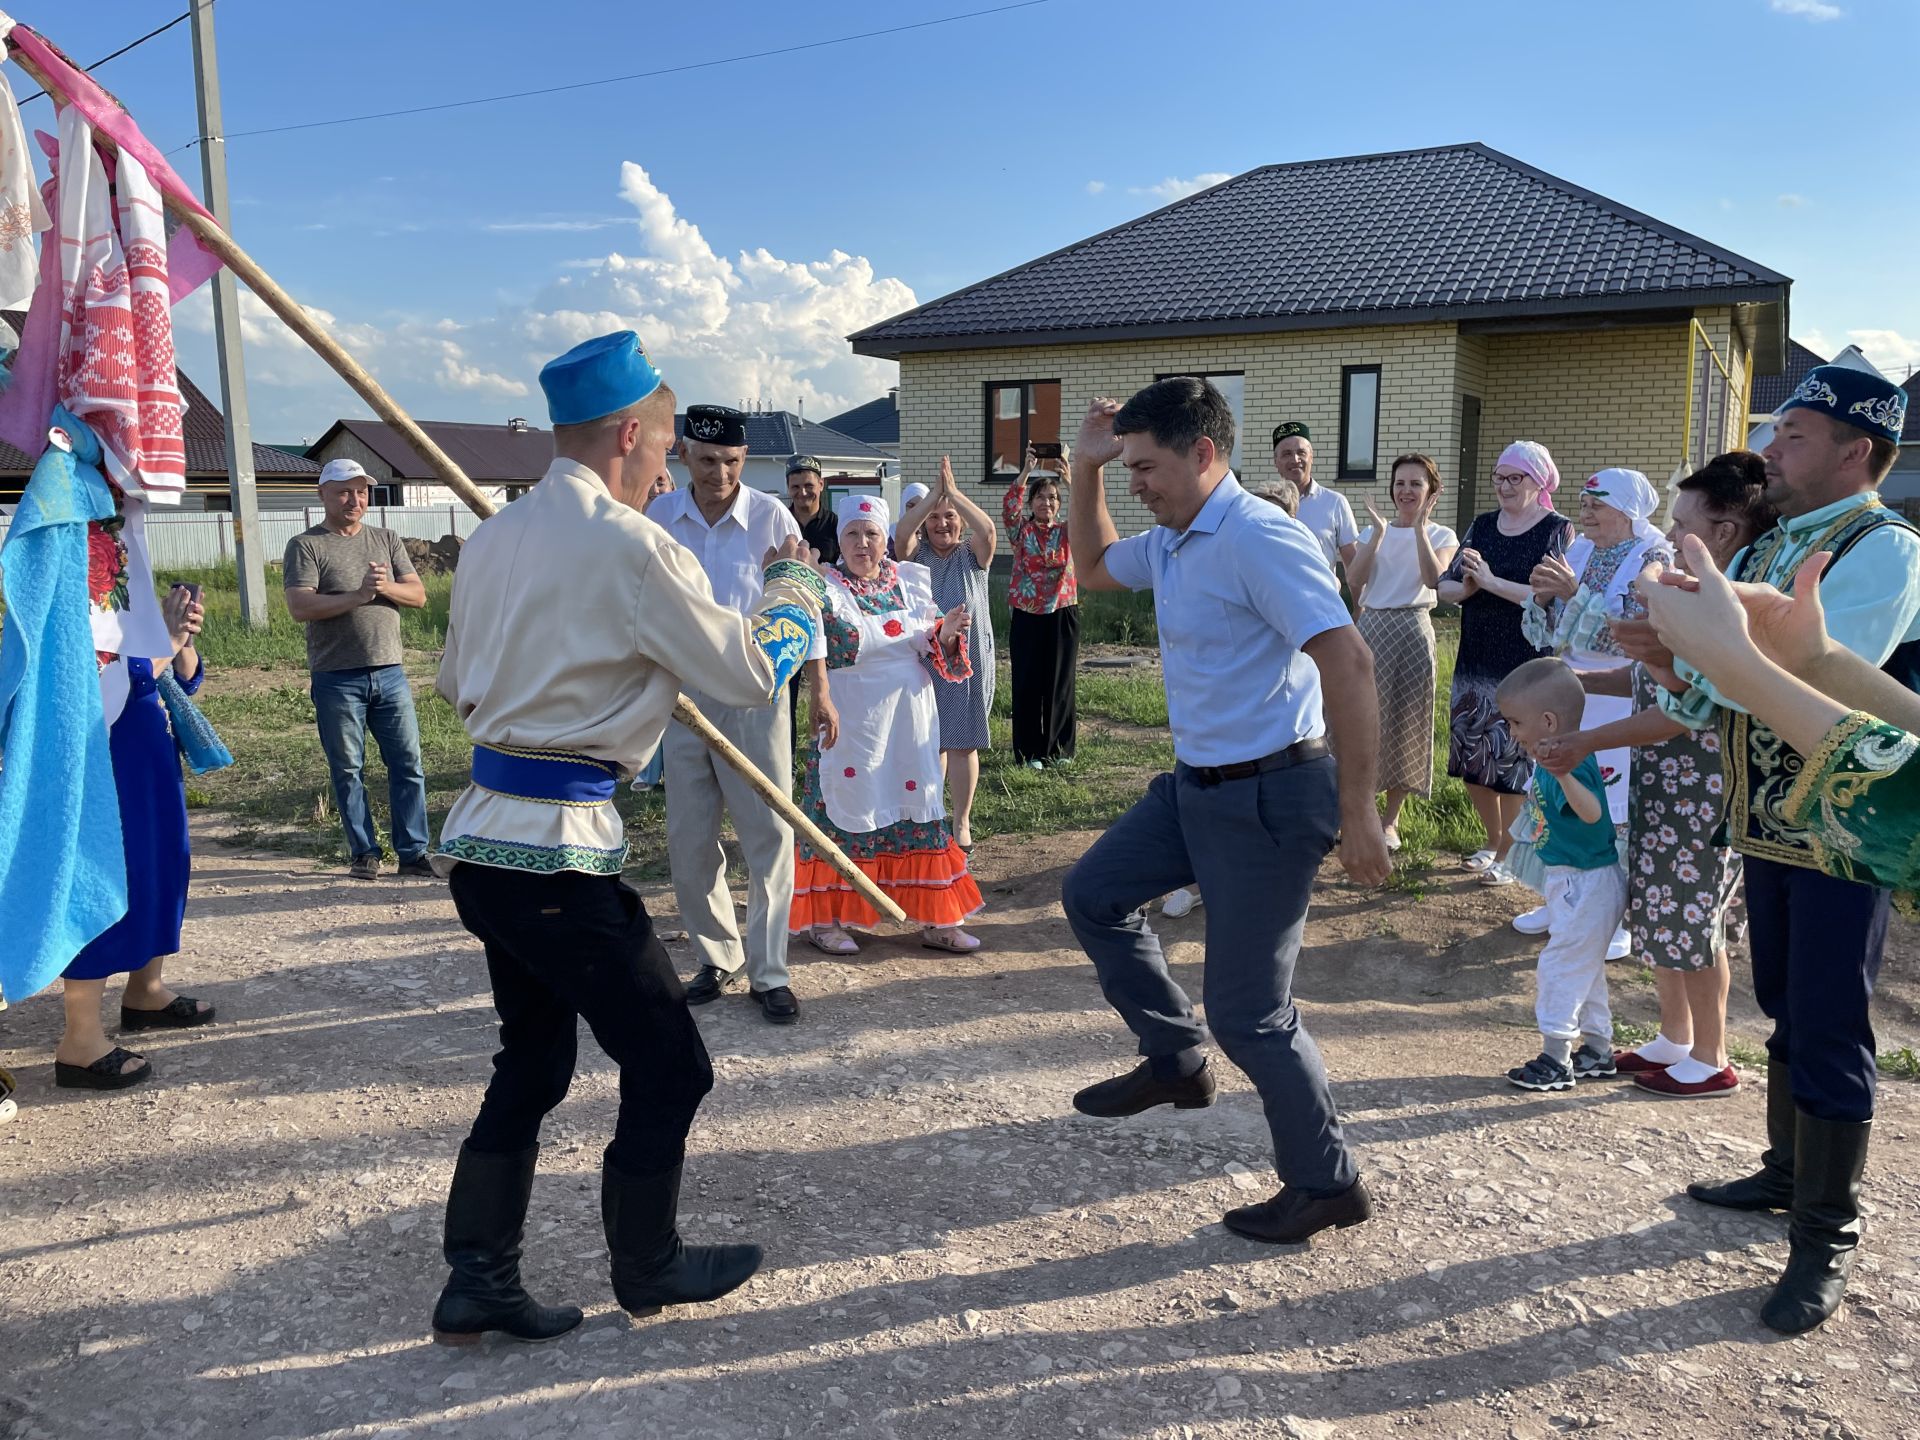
[1496,441,1560,508]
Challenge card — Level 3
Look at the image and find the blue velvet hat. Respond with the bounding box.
[538,331,664,425]
[1778,364,1907,446]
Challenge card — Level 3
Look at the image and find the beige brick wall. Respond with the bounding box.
[897,323,1471,535]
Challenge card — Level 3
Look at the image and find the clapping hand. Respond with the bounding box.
[163,584,204,650]
[1415,488,1442,526]
[1362,496,1389,537]
[936,454,957,497]
[1072,398,1125,471]
[1455,547,1487,594]
[359,563,389,603]
[763,535,825,577]
[1529,553,1579,602]
[937,604,971,649]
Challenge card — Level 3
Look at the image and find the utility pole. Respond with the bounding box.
[190,0,269,627]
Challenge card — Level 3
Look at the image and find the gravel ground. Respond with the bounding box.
[2,818,1917,1440]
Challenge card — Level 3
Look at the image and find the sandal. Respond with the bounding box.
[54,1046,153,1090]
[120,995,217,1031]
[920,927,980,954]
[0,1065,15,1125]
[808,927,861,956]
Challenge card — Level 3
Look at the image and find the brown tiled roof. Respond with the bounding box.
[309,418,555,482]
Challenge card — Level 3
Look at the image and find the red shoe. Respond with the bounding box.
[1633,1065,1740,1099]
[1612,1050,1668,1075]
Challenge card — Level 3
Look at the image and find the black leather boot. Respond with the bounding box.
[1687,1057,1794,1211]
[1760,1111,1871,1335]
[603,1159,763,1317]
[430,1144,584,1345]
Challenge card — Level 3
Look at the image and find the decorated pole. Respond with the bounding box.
[7,38,909,926]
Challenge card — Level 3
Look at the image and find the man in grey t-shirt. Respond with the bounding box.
[284,459,434,879]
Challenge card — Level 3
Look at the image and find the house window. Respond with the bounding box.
[984,380,1062,478]
[1155,371,1244,471]
[1339,365,1381,480]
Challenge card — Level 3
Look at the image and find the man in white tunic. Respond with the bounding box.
[647,405,820,1024]
[428,334,827,1344]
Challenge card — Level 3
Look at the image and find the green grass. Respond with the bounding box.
[1879,1046,1920,1080]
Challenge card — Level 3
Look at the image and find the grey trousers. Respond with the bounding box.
[1061,758,1357,1194]
[663,688,794,991]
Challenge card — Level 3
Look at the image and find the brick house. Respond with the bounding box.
[849,143,1791,534]
[306,415,557,510]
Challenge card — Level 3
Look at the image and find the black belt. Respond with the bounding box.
[1182,738,1329,787]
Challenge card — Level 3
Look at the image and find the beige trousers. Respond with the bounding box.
[662,688,794,991]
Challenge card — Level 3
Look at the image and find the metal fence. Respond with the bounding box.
[0,505,488,573]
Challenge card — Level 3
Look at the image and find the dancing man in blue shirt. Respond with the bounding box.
[1062,377,1390,1246]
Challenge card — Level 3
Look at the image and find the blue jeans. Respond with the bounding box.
[1061,757,1356,1194]
[310,665,430,862]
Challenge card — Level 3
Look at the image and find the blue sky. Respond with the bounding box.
[20,0,1919,440]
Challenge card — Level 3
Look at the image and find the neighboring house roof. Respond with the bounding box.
[307,417,555,482]
[1749,339,1827,415]
[1904,375,1919,446]
[821,393,900,448]
[0,312,322,478]
[850,143,1791,368]
[675,411,891,466]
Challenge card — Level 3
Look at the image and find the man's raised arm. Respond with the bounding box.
[1067,397,1130,593]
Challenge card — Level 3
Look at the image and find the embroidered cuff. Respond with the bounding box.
[1781,710,1878,829]
[763,558,828,608]
[752,602,816,695]
[1654,677,1719,733]
[925,635,974,683]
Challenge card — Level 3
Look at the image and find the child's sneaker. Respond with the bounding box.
[1506,1053,1576,1092]
[1572,1043,1617,1079]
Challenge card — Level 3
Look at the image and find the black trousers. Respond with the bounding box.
[1010,605,1079,764]
[1744,854,1888,1124]
[448,865,713,1177]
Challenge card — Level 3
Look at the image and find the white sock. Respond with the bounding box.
[1634,1033,1692,1066]
[1664,1057,1722,1084]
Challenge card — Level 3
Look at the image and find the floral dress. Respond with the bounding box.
[789,561,986,932]
[1626,665,1744,970]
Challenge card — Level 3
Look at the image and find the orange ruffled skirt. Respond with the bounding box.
[790,839,984,932]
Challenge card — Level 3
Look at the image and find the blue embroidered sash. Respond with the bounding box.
[472,745,620,806]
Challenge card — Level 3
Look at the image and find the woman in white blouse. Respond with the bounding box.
[1345,454,1459,849]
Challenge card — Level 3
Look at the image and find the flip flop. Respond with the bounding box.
[54,1047,153,1090]
[808,928,861,956]
[120,995,216,1032]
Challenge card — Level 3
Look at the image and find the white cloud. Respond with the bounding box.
[1769,0,1842,20]
[171,163,913,438]
[1084,179,1106,195]
[1777,193,1810,208]
[1129,172,1233,203]
[482,217,630,234]
[1846,328,1920,377]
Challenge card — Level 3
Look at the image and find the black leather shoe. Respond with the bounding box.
[430,1144,584,1346]
[1760,1112,1871,1335]
[752,986,800,1025]
[603,1159,763,1317]
[1072,1059,1215,1118]
[684,965,743,1006]
[1688,1057,1794,1212]
[1224,1178,1373,1245]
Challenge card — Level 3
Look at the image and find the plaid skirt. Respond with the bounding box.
[1358,607,1438,796]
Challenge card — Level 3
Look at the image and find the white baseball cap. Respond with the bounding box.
[318,458,371,487]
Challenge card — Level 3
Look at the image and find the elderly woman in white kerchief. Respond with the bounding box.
[1524,468,1675,827]
[791,494,986,955]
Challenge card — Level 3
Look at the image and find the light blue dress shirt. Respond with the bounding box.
[1103,472,1354,767]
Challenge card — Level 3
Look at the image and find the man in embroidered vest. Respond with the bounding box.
[1657,364,1917,1335]
[427,332,828,1346]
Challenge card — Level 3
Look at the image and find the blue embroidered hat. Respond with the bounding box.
[538,331,664,426]
[1778,364,1907,446]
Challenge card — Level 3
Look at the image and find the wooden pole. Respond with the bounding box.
[8,37,908,926]
[672,697,907,923]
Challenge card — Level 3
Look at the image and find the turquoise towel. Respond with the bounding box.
[0,407,128,1003]
[156,669,232,774]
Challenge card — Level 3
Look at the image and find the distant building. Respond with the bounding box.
[306,415,555,509]
[822,390,900,457]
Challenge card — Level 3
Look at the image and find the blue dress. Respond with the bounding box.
[63,656,199,981]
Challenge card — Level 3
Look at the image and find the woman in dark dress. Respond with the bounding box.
[56,584,215,1090]
[1436,441,1573,876]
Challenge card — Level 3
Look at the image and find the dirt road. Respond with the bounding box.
[3,820,1916,1439]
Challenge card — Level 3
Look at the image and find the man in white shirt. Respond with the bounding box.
[1273,422,1358,577]
[647,405,817,1024]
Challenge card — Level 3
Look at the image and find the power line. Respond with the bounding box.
[14,9,194,106]
[168,0,1053,152]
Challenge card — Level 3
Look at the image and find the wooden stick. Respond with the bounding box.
[9,38,910,925]
[672,697,907,924]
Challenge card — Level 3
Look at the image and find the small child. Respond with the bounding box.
[1495,658,1629,1092]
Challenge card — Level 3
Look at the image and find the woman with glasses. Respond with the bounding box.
[1437,441,1573,877]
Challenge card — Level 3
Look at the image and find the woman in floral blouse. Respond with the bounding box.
[1003,445,1079,767]
[792,497,986,955]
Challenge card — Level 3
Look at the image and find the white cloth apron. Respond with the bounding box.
[818,565,949,836]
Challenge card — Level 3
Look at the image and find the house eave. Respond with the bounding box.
[850,285,1789,360]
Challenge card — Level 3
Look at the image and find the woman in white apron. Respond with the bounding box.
[791,497,985,955]
[1520,469,1674,944]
